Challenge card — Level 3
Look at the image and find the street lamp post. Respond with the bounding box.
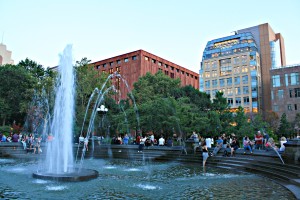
[97,105,108,139]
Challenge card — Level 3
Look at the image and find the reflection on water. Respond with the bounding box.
[0,158,295,200]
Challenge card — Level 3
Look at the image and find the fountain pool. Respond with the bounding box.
[0,158,295,199]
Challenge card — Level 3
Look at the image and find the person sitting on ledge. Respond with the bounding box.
[230,137,239,157]
[243,136,253,154]
[158,136,165,146]
[212,136,223,156]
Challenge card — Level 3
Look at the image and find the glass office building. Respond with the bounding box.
[200,23,286,114]
[200,32,261,112]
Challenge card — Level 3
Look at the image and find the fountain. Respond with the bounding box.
[32,45,98,181]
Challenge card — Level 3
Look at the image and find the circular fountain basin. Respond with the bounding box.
[33,168,98,182]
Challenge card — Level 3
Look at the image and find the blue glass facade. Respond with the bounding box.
[200,32,261,112]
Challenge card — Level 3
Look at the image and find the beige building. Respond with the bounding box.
[0,43,14,65]
[200,23,286,114]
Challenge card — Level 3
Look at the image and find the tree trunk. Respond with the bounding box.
[2,117,6,126]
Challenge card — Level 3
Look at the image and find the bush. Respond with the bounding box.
[0,126,12,135]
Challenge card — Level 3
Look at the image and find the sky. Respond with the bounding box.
[0,0,299,73]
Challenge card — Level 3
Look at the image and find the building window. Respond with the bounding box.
[132,56,137,60]
[227,78,232,86]
[195,77,198,80]
[110,62,114,66]
[289,89,293,98]
[212,61,217,68]
[295,104,298,110]
[170,73,174,79]
[205,81,210,88]
[273,105,279,111]
[151,59,156,63]
[288,104,292,111]
[165,71,169,75]
[212,80,218,88]
[228,98,233,105]
[243,86,249,94]
[176,69,179,73]
[219,79,225,87]
[234,66,240,74]
[241,55,247,64]
[158,68,162,71]
[235,87,241,95]
[164,64,168,68]
[243,96,250,105]
[205,72,210,78]
[212,70,217,77]
[272,75,280,87]
[212,89,218,97]
[234,77,240,84]
[278,90,284,99]
[158,62,162,66]
[219,58,232,76]
[285,74,289,86]
[233,57,239,65]
[242,75,248,84]
[171,67,174,71]
[144,56,149,61]
[242,66,249,73]
[96,65,100,69]
[271,90,274,100]
[191,75,194,78]
[227,88,233,96]
[204,62,209,69]
[124,58,129,62]
[236,97,242,106]
[181,70,184,74]
[117,60,121,64]
[103,63,107,68]
[295,88,300,97]
[291,72,299,85]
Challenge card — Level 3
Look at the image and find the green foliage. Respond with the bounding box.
[0,64,37,125]
[278,113,292,137]
[0,126,11,135]
[74,58,109,136]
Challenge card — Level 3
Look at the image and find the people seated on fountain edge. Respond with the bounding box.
[26,137,36,154]
[279,137,287,152]
[243,136,253,154]
[211,136,223,156]
[138,136,146,152]
[158,136,165,146]
[123,134,129,145]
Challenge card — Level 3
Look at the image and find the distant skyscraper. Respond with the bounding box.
[200,23,286,114]
[0,43,14,65]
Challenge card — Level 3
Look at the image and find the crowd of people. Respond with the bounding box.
[0,132,43,154]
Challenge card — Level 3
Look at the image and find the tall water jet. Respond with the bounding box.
[33,45,98,181]
[46,45,75,173]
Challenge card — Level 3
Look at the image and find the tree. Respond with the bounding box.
[278,113,292,137]
[0,64,37,125]
[292,113,300,137]
[74,58,109,136]
[265,110,280,133]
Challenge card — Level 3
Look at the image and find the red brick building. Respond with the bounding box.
[92,50,199,100]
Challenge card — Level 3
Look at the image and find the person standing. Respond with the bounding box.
[205,137,212,148]
[202,141,209,173]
